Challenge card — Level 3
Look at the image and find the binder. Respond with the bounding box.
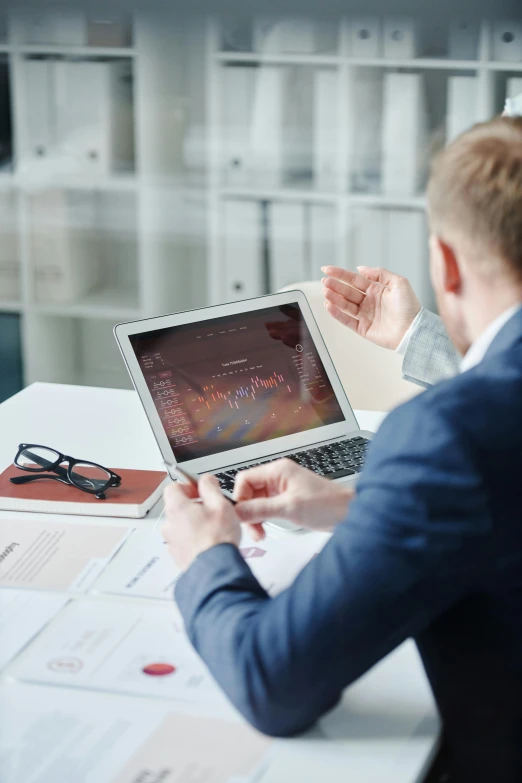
[30,190,101,304]
[348,17,381,58]
[253,17,316,54]
[282,67,314,185]
[221,65,256,186]
[493,21,522,63]
[9,8,85,45]
[222,200,263,301]
[381,73,427,196]
[86,14,133,47]
[308,204,337,279]
[0,191,19,300]
[250,66,284,188]
[506,77,522,111]
[54,60,134,176]
[0,313,22,404]
[446,76,478,144]
[449,20,479,60]
[386,210,432,308]
[349,208,386,271]
[349,68,383,192]
[313,69,338,191]
[268,202,307,291]
[383,17,417,59]
[19,58,54,172]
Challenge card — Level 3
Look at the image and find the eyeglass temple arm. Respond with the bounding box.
[10,474,68,486]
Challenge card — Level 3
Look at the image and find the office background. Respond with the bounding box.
[0,0,521,402]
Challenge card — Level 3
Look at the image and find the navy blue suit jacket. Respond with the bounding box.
[176,309,522,783]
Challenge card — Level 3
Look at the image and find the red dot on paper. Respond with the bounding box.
[142,662,176,677]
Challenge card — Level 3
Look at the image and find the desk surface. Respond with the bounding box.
[0,383,439,783]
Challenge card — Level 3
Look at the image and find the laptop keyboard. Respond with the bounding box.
[215,436,370,494]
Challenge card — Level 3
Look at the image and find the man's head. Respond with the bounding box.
[427,116,522,355]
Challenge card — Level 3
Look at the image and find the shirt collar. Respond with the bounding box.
[460,304,522,373]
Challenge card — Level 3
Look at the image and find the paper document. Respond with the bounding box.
[10,598,228,709]
[96,528,327,601]
[0,682,271,783]
[0,518,131,592]
[0,588,69,670]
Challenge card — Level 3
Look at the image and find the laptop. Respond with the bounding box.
[114,290,374,532]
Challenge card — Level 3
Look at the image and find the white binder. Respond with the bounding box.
[282,67,314,186]
[383,17,417,59]
[19,59,55,172]
[313,69,338,191]
[0,191,19,300]
[386,210,432,309]
[381,72,427,196]
[222,200,263,301]
[54,60,134,177]
[222,65,256,186]
[269,202,307,292]
[250,66,284,188]
[253,17,316,54]
[449,20,479,60]
[349,208,386,271]
[348,17,381,58]
[349,68,383,192]
[446,76,478,144]
[506,77,522,108]
[493,21,522,62]
[30,190,100,304]
[308,204,337,279]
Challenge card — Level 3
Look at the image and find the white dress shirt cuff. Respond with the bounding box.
[396,308,424,357]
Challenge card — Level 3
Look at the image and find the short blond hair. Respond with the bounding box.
[427,116,522,281]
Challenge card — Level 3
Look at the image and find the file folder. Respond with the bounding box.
[268,202,307,291]
[381,72,427,196]
[313,69,338,191]
[222,65,256,186]
[222,200,264,301]
[446,76,478,144]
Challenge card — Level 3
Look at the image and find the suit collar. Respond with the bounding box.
[482,305,522,364]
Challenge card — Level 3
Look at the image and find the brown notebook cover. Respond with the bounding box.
[0,464,169,518]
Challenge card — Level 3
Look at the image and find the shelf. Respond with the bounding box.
[16,173,139,193]
[0,300,22,312]
[219,186,339,203]
[15,45,136,59]
[31,288,141,321]
[348,193,427,209]
[216,51,481,71]
[487,61,522,72]
[216,51,341,67]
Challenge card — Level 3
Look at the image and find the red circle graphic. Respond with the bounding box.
[142,662,176,677]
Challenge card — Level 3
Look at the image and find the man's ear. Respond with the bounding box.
[433,236,462,294]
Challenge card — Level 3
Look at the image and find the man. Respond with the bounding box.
[162,117,522,783]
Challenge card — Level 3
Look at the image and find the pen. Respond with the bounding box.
[164,461,237,506]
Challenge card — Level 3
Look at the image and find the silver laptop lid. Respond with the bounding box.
[115,290,359,474]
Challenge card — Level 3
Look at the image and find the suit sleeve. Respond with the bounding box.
[175,400,490,737]
[401,308,461,388]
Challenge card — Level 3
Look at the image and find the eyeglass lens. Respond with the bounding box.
[16,446,61,471]
[70,462,111,491]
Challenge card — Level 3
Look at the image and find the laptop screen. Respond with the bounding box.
[129,303,346,462]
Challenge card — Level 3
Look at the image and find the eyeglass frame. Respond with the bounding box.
[10,443,122,500]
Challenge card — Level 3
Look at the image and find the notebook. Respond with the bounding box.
[0,464,169,518]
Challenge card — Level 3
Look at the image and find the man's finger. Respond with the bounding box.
[243,522,266,542]
[356,266,401,287]
[322,276,365,306]
[324,301,360,332]
[235,496,289,523]
[321,265,373,294]
[233,459,295,502]
[164,481,193,511]
[198,473,228,510]
[323,287,360,317]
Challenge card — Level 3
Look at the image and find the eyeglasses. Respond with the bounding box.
[10,444,122,500]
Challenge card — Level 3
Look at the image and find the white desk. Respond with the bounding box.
[0,383,439,782]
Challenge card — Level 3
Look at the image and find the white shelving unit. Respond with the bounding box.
[0,8,207,393]
[207,17,522,308]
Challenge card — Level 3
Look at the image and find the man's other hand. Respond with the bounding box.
[233,458,353,541]
[322,265,421,350]
[162,475,241,572]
